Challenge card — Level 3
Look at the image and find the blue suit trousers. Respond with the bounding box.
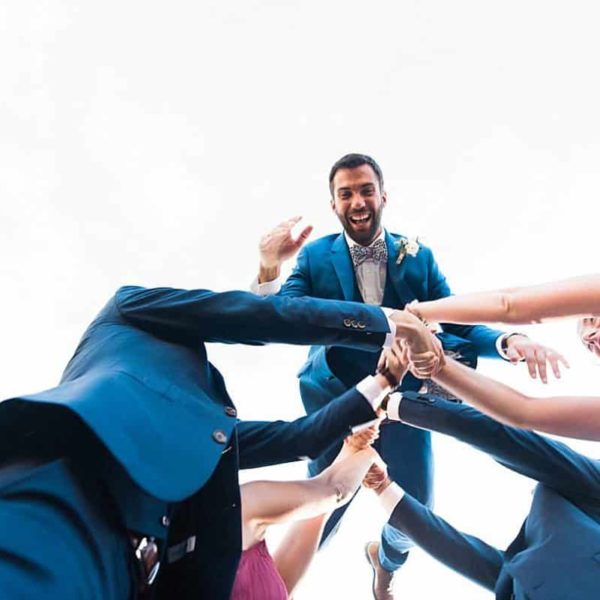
[301,347,433,571]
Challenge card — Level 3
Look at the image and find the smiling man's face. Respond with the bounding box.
[330,164,387,246]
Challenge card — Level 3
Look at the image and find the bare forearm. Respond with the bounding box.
[433,359,600,440]
[433,359,533,427]
[415,275,600,325]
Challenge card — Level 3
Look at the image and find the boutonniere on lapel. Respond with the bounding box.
[394,237,420,265]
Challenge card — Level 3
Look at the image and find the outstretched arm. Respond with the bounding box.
[411,274,600,325]
[237,374,391,469]
[116,285,389,349]
[432,357,600,441]
[240,447,376,543]
[364,464,503,592]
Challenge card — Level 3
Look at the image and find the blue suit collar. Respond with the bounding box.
[331,233,355,301]
[331,230,417,306]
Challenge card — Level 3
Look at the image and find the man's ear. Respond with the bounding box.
[330,198,336,212]
[381,191,388,207]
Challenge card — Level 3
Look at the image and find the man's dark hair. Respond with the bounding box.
[328,153,384,196]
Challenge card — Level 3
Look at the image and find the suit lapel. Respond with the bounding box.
[331,234,356,301]
[384,231,416,307]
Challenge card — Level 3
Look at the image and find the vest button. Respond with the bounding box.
[161,515,170,527]
[213,430,227,444]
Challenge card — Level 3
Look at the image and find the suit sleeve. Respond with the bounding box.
[388,493,503,591]
[115,285,389,349]
[399,392,600,502]
[237,387,376,469]
[278,247,312,297]
[424,248,504,359]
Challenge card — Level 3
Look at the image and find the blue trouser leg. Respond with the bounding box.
[399,392,600,504]
[378,420,433,571]
[0,458,134,600]
[388,493,504,591]
[300,349,433,571]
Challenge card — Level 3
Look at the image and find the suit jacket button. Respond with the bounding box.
[357,321,366,329]
[161,515,170,527]
[213,430,227,444]
[343,318,352,327]
[224,406,237,417]
[351,320,358,328]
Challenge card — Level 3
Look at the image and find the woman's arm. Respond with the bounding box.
[412,274,600,325]
[240,446,376,554]
[433,358,600,440]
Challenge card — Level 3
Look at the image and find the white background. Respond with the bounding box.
[1,1,600,598]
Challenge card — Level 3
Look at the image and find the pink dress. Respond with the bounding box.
[230,540,289,600]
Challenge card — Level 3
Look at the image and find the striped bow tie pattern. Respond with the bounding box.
[349,239,388,267]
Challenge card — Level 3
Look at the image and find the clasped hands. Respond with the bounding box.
[382,309,444,383]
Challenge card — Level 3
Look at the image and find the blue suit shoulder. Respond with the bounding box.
[302,233,340,254]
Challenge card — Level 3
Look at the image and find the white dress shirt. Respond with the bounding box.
[343,230,388,306]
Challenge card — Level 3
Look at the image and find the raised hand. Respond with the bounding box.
[258,216,314,278]
[504,334,569,384]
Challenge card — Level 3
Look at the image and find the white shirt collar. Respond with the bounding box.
[344,228,386,250]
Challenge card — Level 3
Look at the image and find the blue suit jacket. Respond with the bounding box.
[280,230,504,361]
[0,285,387,599]
[391,393,600,600]
[3,285,388,504]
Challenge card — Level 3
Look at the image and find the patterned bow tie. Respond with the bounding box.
[349,239,388,267]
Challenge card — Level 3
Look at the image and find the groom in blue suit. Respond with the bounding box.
[253,153,554,598]
[0,284,423,599]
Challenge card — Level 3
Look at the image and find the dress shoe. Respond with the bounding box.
[364,541,396,599]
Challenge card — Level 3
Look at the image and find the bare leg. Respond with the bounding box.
[273,514,328,597]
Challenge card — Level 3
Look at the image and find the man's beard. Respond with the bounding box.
[341,208,383,246]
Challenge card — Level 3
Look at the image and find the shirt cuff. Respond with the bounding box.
[250,276,282,296]
[351,417,382,434]
[380,482,405,517]
[356,375,388,411]
[386,392,403,421]
[496,332,526,360]
[381,307,396,348]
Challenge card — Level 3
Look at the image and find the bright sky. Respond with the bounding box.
[1,1,600,597]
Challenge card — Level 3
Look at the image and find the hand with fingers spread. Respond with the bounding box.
[504,334,569,384]
[258,216,314,282]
